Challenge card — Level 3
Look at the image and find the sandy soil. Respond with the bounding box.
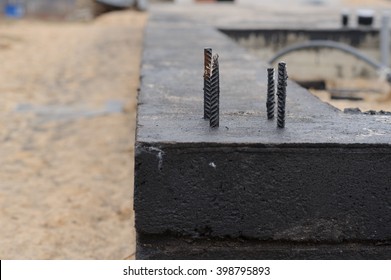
[0,11,146,259]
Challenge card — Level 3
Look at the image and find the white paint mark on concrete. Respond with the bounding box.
[147,147,165,171]
[360,128,387,137]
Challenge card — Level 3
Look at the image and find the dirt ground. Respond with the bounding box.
[0,10,146,259]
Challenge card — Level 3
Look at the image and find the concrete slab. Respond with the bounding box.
[138,10,391,145]
[135,5,391,259]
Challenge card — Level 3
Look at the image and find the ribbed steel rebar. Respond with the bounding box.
[209,54,220,128]
[266,68,275,120]
[277,62,287,128]
[204,48,212,119]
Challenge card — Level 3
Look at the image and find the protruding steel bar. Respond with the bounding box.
[277,62,287,129]
[266,68,275,120]
[209,54,220,128]
[204,48,212,119]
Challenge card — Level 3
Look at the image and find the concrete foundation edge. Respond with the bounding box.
[137,234,391,260]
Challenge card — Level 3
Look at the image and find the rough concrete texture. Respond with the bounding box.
[135,5,391,259]
[137,235,391,260]
[136,145,391,240]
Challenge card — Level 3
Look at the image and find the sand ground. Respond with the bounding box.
[0,10,146,259]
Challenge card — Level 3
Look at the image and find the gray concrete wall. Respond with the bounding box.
[221,29,384,83]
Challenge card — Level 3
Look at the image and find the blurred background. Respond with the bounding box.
[1,0,80,19]
[0,0,390,260]
[0,0,150,20]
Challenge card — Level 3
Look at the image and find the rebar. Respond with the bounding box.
[209,54,220,128]
[277,62,287,129]
[266,68,275,120]
[204,48,212,119]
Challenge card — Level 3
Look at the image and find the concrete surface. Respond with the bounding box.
[135,4,391,259]
[138,8,391,145]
